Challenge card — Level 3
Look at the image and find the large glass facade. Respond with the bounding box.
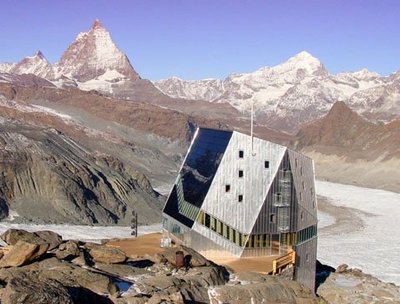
[163,129,232,228]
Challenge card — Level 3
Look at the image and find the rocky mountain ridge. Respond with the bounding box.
[155,51,400,132]
[295,101,400,192]
[2,21,399,134]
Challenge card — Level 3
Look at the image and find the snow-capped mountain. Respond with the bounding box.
[1,21,399,133]
[154,51,399,132]
[0,20,164,100]
[0,20,140,86]
[155,77,225,101]
[9,51,53,79]
[0,63,15,73]
[53,19,139,82]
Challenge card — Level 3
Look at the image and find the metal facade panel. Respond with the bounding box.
[251,152,298,234]
[287,150,317,231]
[294,237,317,291]
[200,131,286,234]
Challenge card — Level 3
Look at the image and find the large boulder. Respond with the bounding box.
[1,229,42,246]
[0,240,49,268]
[0,257,118,296]
[135,266,226,303]
[38,260,118,295]
[95,263,148,277]
[0,229,62,250]
[147,292,185,304]
[55,240,80,260]
[2,273,74,304]
[89,245,127,264]
[154,245,212,267]
[34,230,63,250]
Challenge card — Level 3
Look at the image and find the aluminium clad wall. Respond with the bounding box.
[294,236,317,292]
[288,149,317,291]
[197,131,286,235]
[287,150,318,231]
[250,151,297,234]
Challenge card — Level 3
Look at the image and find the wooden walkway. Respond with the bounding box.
[107,233,294,275]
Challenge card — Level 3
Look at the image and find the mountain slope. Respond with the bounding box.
[0,119,162,225]
[295,101,400,192]
[295,101,400,158]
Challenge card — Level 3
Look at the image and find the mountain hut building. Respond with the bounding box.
[162,128,318,290]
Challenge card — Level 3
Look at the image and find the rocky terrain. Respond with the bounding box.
[0,228,397,303]
[317,263,400,304]
[0,228,320,304]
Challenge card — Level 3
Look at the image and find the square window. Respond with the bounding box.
[238,194,243,202]
[239,170,244,178]
[270,214,276,223]
[264,161,269,168]
[239,150,244,158]
[225,184,231,192]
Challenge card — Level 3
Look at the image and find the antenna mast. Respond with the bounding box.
[251,100,256,156]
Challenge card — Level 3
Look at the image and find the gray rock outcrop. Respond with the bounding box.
[0,124,162,225]
[2,274,74,304]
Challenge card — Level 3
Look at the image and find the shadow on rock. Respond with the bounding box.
[315,260,335,291]
[67,286,113,304]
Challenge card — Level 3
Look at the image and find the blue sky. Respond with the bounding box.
[0,0,399,80]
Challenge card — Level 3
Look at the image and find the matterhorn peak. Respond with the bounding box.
[92,19,104,30]
[54,20,139,82]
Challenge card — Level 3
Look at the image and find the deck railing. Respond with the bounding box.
[272,250,295,275]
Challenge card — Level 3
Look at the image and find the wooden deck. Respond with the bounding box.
[107,233,293,275]
[107,232,164,257]
[210,255,276,274]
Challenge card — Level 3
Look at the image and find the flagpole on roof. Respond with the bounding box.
[251,100,256,156]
